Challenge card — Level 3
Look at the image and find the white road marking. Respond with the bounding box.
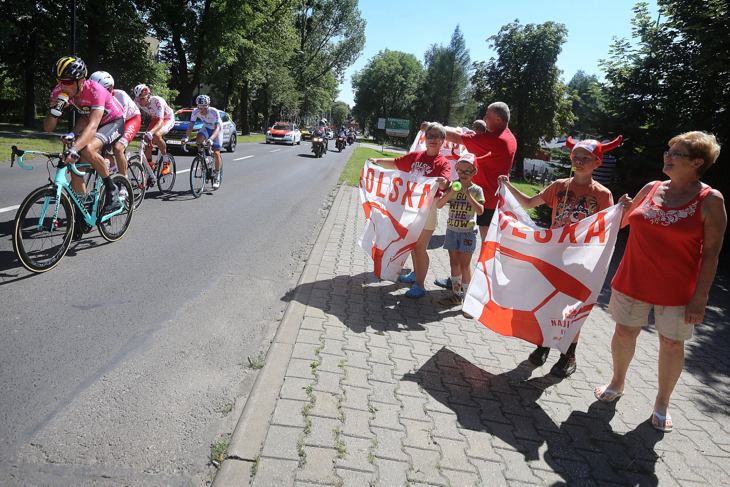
[270,149,282,153]
[177,169,190,174]
[0,205,19,214]
[234,155,253,161]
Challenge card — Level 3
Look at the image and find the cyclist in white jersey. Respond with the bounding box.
[133,84,175,176]
[182,94,223,188]
[90,71,141,178]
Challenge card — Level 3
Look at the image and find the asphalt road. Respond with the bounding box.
[0,139,351,485]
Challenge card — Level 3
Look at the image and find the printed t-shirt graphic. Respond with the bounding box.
[446,185,485,232]
[540,179,613,228]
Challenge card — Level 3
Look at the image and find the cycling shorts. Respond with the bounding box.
[119,113,142,148]
[199,126,223,150]
[148,118,174,137]
[93,117,125,150]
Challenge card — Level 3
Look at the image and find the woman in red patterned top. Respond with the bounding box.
[595,132,726,433]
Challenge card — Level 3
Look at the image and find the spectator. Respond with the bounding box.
[595,131,726,433]
[369,122,451,298]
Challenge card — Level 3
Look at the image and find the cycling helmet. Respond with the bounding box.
[89,71,114,91]
[134,84,150,99]
[54,56,87,81]
[320,119,328,126]
[196,94,210,106]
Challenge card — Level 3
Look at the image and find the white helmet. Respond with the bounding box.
[134,84,150,99]
[89,71,114,91]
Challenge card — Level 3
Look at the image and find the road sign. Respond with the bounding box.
[386,118,410,138]
[377,118,386,130]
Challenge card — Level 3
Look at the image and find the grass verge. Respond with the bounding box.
[339,147,404,187]
[0,137,65,165]
[237,133,265,143]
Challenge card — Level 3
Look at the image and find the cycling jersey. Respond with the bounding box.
[50,80,124,126]
[190,107,222,131]
[136,95,174,121]
[114,89,140,121]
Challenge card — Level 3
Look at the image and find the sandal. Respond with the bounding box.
[594,385,624,403]
[399,271,416,283]
[651,411,673,433]
[404,284,425,299]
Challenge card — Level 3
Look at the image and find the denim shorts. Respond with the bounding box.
[444,229,478,254]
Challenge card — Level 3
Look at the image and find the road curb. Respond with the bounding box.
[212,184,346,486]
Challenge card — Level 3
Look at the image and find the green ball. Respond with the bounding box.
[452,182,462,191]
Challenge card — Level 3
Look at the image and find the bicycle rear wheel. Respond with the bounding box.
[98,175,134,242]
[190,156,206,198]
[126,160,146,210]
[13,186,74,273]
[157,154,176,195]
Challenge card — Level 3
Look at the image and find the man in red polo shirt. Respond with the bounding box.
[435,101,517,291]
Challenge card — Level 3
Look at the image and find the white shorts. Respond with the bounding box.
[608,289,693,341]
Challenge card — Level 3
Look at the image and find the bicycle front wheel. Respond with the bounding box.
[13,186,74,273]
[98,175,134,242]
[190,156,206,198]
[157,155,176,195]
[127,160,146,210]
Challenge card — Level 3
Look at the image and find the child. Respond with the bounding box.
[436,154,485,307]
[498,136,627,377]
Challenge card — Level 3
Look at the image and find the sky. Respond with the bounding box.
[336,0,659,107]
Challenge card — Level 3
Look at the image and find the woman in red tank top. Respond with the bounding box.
[594,131,726,433]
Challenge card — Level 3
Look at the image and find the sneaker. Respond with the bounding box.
[434,277,452,289]
[550,354,576,378]
[102,184,121,214]
[462,310,473,319]
[529,346,551,366]
[161,161,171,176]
[212,171,221,189]
[438,293,462,306]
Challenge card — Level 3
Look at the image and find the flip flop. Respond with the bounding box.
[594,385,624,403]
[399,271,416,283]
[652,411,673,433]
[404,284,425,299]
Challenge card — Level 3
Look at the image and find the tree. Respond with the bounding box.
[567,71,604,139]
[330,101,350,126]
[471,20,575,178]
[351,49,423,131]
[419,25,473,126]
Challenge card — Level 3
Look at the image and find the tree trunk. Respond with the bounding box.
[172,31,190,105]
[239,78,250,136]
[190,0,214,104]
[23,29,37,128]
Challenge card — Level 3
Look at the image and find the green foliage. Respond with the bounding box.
[472,20,576,178]
[330,101,350,127]
[567,71,605,139]
[339,147,404,186]
[351,49,423,131]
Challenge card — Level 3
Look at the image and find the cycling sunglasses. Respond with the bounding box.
[57,79,77,86]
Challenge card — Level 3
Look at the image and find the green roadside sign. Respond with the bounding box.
[385,118,410,138]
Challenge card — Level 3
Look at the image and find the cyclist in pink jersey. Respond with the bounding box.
[44,56,125,217]
[90,71,142,178]
[133,84,175,175]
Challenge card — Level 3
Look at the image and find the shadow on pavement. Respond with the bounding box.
[404,347,663,486]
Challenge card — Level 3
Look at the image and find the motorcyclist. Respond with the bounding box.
[316,119,329,152]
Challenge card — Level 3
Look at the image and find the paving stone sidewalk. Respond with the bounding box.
[215,185,730,486]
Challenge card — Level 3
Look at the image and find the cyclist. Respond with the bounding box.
[182,94,223,188]
[133,84,175,182]
[89,71,141,178]
[44,56,125,218]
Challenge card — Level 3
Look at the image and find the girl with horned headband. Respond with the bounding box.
[498,135,630,377]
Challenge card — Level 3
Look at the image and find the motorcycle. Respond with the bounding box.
[347,132,355,145]
[311,130,326,158]
[336,132,347,152]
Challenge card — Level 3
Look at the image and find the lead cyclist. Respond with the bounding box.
[182,94,223,188]
[89,71,142,178]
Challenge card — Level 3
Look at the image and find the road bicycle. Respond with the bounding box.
[11,145,134,273]
[185,140,222,197]
[85,145,146,211]
[126,138,177,195]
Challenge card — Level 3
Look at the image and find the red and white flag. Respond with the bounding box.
[410,128,473,181]
[463,185,622,353]
[358,160,439,282]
